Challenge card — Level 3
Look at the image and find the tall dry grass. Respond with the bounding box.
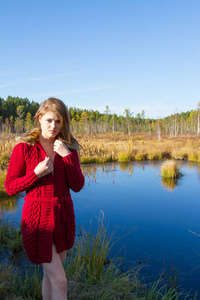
[0,134,17,169]
[78,132,200,164]
[160,160,182,179]
[0,132,200,169]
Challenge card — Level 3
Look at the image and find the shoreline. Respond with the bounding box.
[0,132,200,170]
[0,217,196,300]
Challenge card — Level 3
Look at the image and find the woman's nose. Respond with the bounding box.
[51,121,56,128]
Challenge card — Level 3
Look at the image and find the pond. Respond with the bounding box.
[2,161,200,297]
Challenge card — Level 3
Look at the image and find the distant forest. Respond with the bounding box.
[0,96,200,136]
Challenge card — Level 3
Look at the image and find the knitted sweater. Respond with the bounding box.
[5,141,85,265]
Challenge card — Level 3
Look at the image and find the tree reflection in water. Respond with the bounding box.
[81,161,189,191]
[81,163,134,185]
[0,191,19,219]
[196,164,200,182]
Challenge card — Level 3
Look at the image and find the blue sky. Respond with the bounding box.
[0,0,199,118]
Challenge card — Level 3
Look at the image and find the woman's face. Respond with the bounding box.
[39,111,61,140]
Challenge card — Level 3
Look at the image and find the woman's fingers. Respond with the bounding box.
[45,157,52,166]
[53,140,62,151]
[34,157,54,178]
[53,140,71,157]
[45,158,54,171]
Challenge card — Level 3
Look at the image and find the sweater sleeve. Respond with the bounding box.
[5,143,40,196]
[62,150,85,193]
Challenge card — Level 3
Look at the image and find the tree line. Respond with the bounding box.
[0,96,200,137]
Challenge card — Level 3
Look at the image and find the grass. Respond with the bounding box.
[0,169,7,191]
[0,219,24,258]
[0,213,196,300]
[79,133,200,164]
[160,160,182,179]
[0,169,20,220]
[65,212,115,284]
[0,132,200,168]
[81,155,114,164]
[117,152,132,163]
[0,263,42,300]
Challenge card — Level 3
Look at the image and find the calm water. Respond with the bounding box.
[2,161,200,296]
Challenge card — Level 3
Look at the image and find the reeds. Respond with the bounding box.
[0,219,23,257]
[0,169,7,190]
[0,132,200,167]
[78,133,200,164]
[0,213,194,299]
[0,263,42,300]
[65,211,127,285]
[0,133,18,169]
[161,160,182,179]
[117,152,132,163]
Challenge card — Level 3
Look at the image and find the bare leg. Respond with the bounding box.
[42,268,52,300]
[59,250,67,264]
[42,244,67,300]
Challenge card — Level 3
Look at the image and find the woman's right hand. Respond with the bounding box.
[34,157,53,178]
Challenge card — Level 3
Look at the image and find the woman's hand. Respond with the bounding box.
[34,157,53,178]
[53,140,71,157]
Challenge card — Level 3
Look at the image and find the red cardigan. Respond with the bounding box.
[5,141,85,265]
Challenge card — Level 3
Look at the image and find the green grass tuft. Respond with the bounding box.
[117,152,132,163]
[161,160,182,179]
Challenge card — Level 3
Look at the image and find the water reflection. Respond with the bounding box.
[181,162,200,183]
[81,163,134,185]
[81,161,162,184]
[2,161,200,295]
[81,161,200,188]
[82,163,115,184]
[81,162,158,185]
[195,164,200,182]
[118,163,134,175]
[161,177,179,191]
[0,192,19,219]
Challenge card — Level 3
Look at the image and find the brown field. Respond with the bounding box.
[0,132,200,169]
[78,132,200,163]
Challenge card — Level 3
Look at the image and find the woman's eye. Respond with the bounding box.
[46,119,51,122]
[56,120,61,124]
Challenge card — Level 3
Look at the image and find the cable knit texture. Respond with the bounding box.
[5,141,85,265]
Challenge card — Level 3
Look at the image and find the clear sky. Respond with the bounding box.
[0,0,199,119]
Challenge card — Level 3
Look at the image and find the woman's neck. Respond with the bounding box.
[39,135,55,146]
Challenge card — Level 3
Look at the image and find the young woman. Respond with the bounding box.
[5,97,85,300]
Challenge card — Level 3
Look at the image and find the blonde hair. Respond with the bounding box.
[19,97,80,150]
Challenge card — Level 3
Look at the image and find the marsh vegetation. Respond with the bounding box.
[0,160,199,298]
[0,214,195,299]
[1,99,200,298]
[0,132,200,169]
[161,160,182,179]
[0,96,200,166]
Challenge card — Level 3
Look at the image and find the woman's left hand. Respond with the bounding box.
[53,140,71,157]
